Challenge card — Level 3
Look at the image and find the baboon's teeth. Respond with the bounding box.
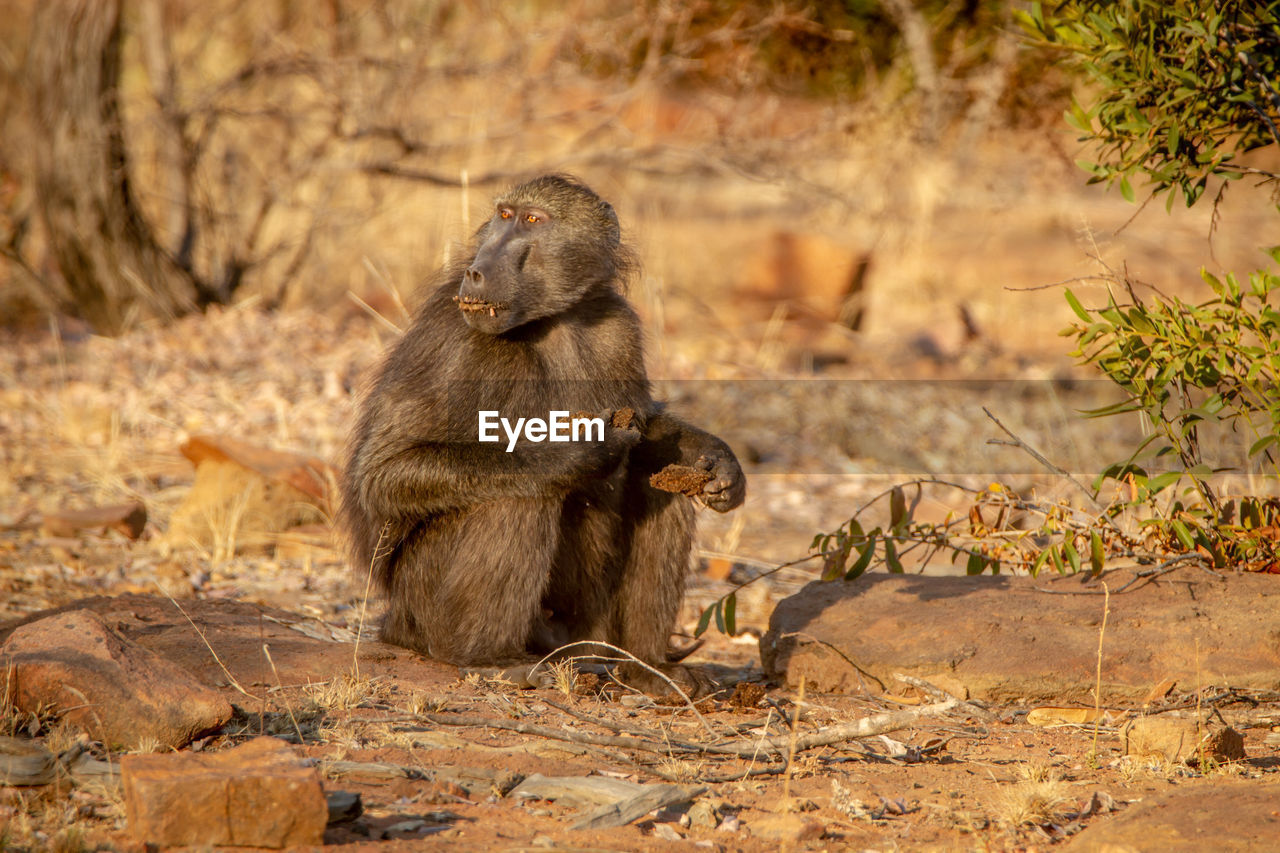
[452,294,506,314]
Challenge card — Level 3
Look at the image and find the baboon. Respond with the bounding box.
[341,174,745,689]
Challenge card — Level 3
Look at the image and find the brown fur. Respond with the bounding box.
[340,175,744,684]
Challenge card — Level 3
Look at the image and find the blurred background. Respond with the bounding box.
[1,1,1277,618]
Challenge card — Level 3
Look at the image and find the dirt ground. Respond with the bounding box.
[3,593,1280,852]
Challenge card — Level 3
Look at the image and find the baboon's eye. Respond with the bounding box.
[525,213,540,224]
[499,208,513,220]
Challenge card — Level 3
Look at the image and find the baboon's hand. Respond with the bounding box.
[693,452,745,512]
[583,408,641,471]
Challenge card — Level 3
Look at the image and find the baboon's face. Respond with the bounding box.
[455,200,549,335]
[455,176,623,335]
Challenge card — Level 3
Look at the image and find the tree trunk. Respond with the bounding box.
[27,0,199,335]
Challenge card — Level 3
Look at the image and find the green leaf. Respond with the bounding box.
[845,535,876,580]
[965,551,985,575]
[1249,435,1279,457]
[1066,97,1093,132]
[1090,530,1105,574]
[1031,548,1051,578]
[1170,519,1196,551]
[713,600,726,634]
[1064,539,1081,573]
[694,603,715,638]
[1119,174,1135,202]
[1065,288,1092,322]
[884,539,904,574]
[1146,470,1183,493]
[723,592,737,637]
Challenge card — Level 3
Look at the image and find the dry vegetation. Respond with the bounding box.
[2,1,1280,850]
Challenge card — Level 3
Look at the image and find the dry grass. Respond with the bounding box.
[0,789,93,853]
[305,672,388,712]
[544,659,580,699]
[994,778,1074,828]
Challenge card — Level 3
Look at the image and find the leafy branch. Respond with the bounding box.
[1018,0,1280,208]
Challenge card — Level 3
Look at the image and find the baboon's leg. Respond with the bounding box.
[535,489,626,653]
[610,481,695,665]
[381,498,562,664]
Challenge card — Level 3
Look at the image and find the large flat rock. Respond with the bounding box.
[1063,778,1280,852]
[0,594,455,700]
[761,572,1280,703]
[2,609,232,750]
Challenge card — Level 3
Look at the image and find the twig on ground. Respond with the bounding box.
[744,700,960,754]
[893,673,996,722]
[415,712,746,758]
[407,697,960,760]
[529,640,717,739]
[540,697,670,740]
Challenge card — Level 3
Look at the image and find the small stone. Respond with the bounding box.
[1123,714,1246,764]
[122,736,327,848]
[326,790,362,824]
[653,822,683,841]
[688,800,719,828]
[1,609,232,750]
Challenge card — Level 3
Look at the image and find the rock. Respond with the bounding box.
[0,594,456,696]
[41,501,147,539]
[1064,779,1280,852]
[163,434,337,555]
[508,773,644,809]
[653,823,684,841]
[326,790,362,823]
[761,574,1280,703]
[1123,714,1246,765]
[749,813,825,842]
[180,434,337,504]
[572,784,707,831]
[0,609,232,750]
[737,231,870,329]
[122,736,328,848]
[687,799,719,828]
